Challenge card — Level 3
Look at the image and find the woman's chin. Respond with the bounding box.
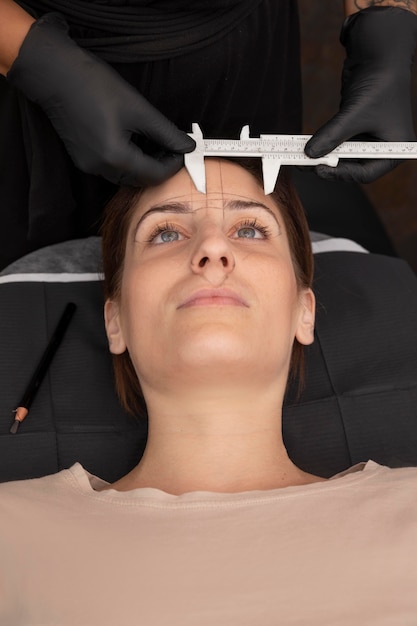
[172,332,256,375]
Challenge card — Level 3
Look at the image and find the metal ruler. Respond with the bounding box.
[185,123,417,194]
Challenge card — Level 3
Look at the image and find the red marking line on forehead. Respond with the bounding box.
[133,198,281,239]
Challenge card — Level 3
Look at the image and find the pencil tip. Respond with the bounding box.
[10,420,20,434]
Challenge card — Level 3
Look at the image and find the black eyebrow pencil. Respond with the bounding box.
[9,302,77,434]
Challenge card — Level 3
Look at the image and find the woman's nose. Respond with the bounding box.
[190,227,235,283]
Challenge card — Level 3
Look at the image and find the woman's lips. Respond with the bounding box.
[178,288,249,308]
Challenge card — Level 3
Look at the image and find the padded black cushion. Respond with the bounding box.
[284,252,417,476]
[1,251,417,482]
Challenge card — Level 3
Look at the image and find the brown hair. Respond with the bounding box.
[101,159,313,417]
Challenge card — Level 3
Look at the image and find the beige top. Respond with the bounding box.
[0,461,416,625]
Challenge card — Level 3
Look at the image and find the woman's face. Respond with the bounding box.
[105,160,315,390]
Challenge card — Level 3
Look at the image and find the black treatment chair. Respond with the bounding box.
[1,234,417,483]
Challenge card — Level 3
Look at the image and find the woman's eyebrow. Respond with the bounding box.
[134,202,193,235]
[133,197,281,236]
[224,199,280,225]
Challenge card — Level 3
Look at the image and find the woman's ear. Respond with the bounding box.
[104,300,127,354]
[295,288,316,346]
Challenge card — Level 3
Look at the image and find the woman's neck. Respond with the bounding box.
[109,387,325,494]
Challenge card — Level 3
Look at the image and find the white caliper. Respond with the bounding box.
[184,123,417,194]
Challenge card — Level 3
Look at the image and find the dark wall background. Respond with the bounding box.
[299,0,417,273]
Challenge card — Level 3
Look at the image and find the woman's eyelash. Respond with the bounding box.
[146,222,181,243]
[235,219,272,238]
[144,218,272,244]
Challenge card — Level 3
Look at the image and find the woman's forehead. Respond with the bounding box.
[135,160,279,217]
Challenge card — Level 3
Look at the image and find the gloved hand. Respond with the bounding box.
[304,7,417,183]
[7,13,196,186]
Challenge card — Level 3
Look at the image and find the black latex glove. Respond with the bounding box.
[304,7,417,183]
[7,13,196,186]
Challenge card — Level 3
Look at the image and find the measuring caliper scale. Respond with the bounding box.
[185,123,417,194]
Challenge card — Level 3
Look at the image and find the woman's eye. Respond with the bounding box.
[233,221,270,239]
[147,225,186,245]
[237,226,261,239]
[156,230,181,244]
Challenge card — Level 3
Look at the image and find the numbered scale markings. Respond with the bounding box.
[185,123,417,194]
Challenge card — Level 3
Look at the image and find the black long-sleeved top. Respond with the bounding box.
[0,0,301,268]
